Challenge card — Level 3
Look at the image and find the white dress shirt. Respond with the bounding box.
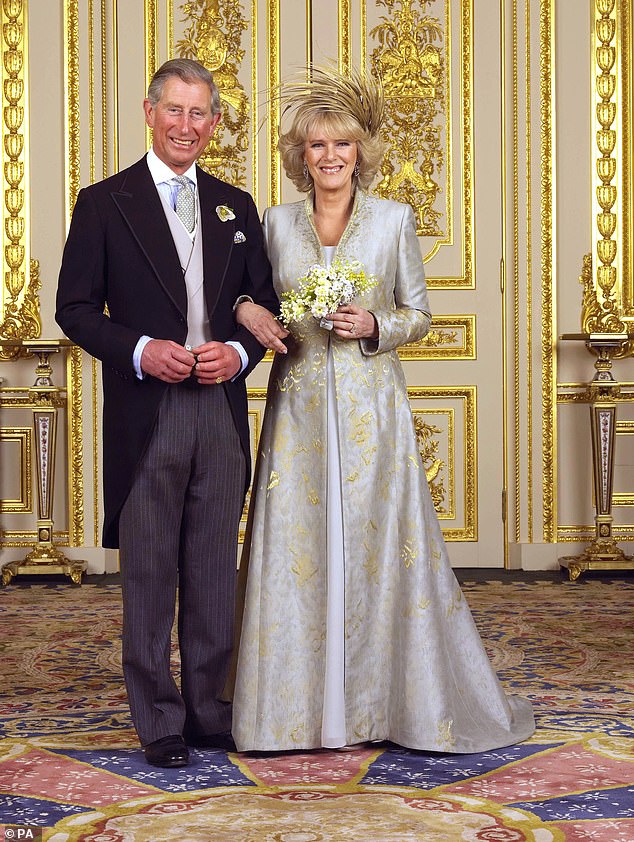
[132,148,247,379]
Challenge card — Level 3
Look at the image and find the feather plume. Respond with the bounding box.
[275,64,384,138]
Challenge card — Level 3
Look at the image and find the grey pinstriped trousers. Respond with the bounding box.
[118,382,246,745]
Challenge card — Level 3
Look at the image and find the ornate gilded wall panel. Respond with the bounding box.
[363,0,473,289]
[0,0,39,346]
[399,314,475,360]
[177,0,251,186]
[371,0,448,237]
[0,427,31,513]
[412,408,455,519]
[0,387,69,546]
[408,386,476,541]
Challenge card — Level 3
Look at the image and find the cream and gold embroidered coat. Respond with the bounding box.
[232,192,534,752]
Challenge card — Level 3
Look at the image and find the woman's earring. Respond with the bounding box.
[353,160,360,178]
[303,161,309,180]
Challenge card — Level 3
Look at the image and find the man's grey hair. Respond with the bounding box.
[147,58,221,115]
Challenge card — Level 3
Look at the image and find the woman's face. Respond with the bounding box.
[303,132,358,195]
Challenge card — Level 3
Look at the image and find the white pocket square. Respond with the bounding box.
[234,230,246,244]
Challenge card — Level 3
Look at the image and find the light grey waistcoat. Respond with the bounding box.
[159,192,210,348]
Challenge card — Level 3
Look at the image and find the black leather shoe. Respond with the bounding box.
[144,735,189,767]
[186,731,236,751]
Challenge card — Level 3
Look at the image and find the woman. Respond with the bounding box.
[232,67,534,753]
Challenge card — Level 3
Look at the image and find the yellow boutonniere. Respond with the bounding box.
[216,205,236,222]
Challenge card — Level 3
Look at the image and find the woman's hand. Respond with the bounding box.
[327,304,378,341]
[235,301,289,354]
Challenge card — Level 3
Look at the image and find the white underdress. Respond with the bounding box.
[321,245,348,748]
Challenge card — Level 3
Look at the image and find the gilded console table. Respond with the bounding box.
[0,339,86,585]
[559,332,634,581]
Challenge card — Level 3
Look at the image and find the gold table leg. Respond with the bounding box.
[1,343,86,586]
[560,335,634,581]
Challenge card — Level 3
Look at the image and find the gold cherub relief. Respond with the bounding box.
[178,0,249,186]
[371,0,445,236]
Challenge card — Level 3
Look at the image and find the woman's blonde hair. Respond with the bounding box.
[276,65,385,193]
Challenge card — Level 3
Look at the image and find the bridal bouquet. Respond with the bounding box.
[280,259,377,329]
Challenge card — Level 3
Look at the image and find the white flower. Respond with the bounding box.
[216,205,236,222]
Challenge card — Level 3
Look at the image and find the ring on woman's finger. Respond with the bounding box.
[216,376,223,384]
[350,322,356,334]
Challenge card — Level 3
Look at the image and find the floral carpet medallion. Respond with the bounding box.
[1,580,633,840]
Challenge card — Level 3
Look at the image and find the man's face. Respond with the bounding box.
[144,76,221,174]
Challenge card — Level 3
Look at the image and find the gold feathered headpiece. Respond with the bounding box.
[275,64,384,138]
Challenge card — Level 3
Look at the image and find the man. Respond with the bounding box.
[56,59,285,768]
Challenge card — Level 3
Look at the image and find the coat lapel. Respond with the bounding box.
[110,157,188,317]
[197,167,235,317]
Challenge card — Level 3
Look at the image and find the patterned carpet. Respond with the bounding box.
[1,578,633,841]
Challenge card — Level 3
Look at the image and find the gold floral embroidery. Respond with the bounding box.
[267,471,280,491]
[309,624,326,653]
[290,727,305,744]
[430,538,442,571]
[363,543,380,584]
[438,718,456,749]
[401,537,418,568]
[275,360,308,392]
[361,446,378,466]
[290,552,318,586]
[446,597,461,617]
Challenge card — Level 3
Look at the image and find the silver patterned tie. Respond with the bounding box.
[172,175,196,233]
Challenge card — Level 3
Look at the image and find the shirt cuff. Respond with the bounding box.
[226,340,248,379]
[133,335,152,379]
[233,294,254,312]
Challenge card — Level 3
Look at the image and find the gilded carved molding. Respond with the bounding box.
[579,251,634,357]
[67,345,84,546]
[145,0,158,150]
[92,357,100,546]
[623,0,632,316]
[1,530,69,548]
[582,0,634,349]
[339,0,351,70]
[178,0,250,187]
[0,0,40,347]
[512,0,535,542]
[64,0,80,219]
[524,0,534,542]
[558,525,634,542]
[62,0,84,547]
[268,0,280,206]
[540,0,555,542]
